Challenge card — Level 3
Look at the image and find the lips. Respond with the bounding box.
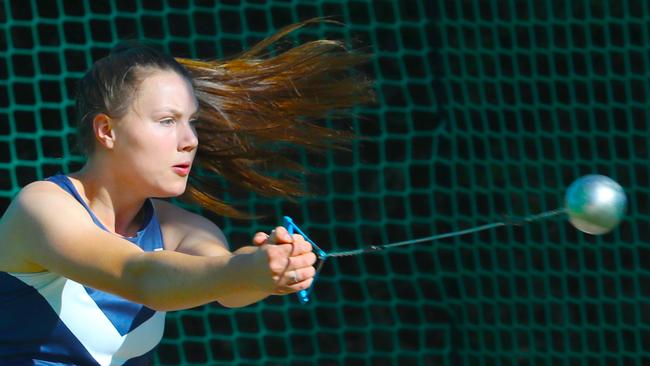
[172,162,192,176]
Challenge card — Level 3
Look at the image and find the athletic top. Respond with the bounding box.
[0,174,166,365]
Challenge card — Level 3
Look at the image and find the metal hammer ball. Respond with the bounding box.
[565,175,627,235]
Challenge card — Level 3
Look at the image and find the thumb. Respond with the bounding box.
[252,232,269,246]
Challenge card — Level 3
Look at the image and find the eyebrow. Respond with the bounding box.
[156,107,200,118]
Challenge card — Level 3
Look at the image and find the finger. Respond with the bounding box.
[285,252,317,269]
[276,243,295,258]
[288,269,299,284]
[284,267,315,287]
[284,266,316,285]
[270,226,293,244]
[294,266,316,282]
[275,276,315,295]
[267,243,295,273]
[274,264,316,294]
[252,232,269,246]
[289,234,312,255]
[270,251,315,283]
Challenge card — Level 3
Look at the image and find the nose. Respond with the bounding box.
[179,121,198,152]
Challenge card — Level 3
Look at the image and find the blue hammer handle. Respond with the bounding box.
[283,216,311,304]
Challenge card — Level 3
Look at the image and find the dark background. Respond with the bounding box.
[1,1,648,365]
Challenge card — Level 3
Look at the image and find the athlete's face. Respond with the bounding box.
[110,69,199,197]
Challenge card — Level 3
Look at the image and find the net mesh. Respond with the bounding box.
[1,0,649,365]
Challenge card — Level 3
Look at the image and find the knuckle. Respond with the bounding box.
[266,251,284,269]
[269,264,282,274]
[280,243,293,255]
[271,254,287,266]
[291,239,307,252]
[305,266,316,278]
[303,252,316,265]
[265,245,276,256]
[307,252,317,265]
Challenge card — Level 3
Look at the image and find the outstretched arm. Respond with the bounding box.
[153,199,316,307]
[1,182,315,311]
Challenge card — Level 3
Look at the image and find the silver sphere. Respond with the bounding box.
[565,175,627,235]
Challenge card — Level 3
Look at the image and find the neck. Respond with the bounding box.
[68,162,148,237]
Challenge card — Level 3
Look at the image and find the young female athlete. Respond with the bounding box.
[0,20,372,365]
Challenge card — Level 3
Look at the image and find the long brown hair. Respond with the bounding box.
[177,19,374,218]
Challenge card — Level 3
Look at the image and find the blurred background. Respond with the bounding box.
[1,0,649,365]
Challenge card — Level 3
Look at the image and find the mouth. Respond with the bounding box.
[172,163,192,176]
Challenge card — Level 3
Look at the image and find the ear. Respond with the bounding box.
[92,113,116,150]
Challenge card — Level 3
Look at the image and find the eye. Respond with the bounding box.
[160,118,175,126]
[189,118,200,126]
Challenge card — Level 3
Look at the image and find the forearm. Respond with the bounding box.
[211,246,271,307]
[216,290,270,308]
[124,249,262,311]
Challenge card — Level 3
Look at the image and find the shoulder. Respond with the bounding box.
[0,180,93,272]
[151,199,217,231]
[151,199,228,253]
[5,180,87,223]
[13,180,70,205]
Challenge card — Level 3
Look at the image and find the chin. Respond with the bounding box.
[154,181,188,198]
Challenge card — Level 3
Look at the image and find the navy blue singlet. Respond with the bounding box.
[0,174,166,365]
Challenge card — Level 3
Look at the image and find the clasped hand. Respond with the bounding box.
[244,226,317,295]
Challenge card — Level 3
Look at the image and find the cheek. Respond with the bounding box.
[115,129,188,195]
[116,125,177,165]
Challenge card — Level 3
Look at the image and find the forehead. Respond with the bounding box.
[133,70,198,113]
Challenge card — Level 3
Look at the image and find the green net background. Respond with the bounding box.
[2,0,649,365]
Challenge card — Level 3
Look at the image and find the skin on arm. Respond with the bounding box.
[0,181,315,311]
[153,198,316,307]
[153,199,230,256]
